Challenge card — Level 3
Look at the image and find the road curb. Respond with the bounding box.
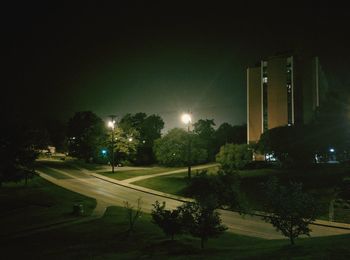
[91,173,193,203]
[91,173,350,231]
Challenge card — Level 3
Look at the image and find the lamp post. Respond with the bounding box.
[181,113,192,178]
[108,115,116,173]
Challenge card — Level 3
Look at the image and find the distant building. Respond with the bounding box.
[247,53,328,144]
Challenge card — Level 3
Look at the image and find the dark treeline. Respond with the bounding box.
[0,110,247,185]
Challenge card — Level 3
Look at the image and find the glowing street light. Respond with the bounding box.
[108,120,115,129]
[182,112,192,178]
[181,113,192,125]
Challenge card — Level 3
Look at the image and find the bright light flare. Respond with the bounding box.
[108,120,115,129]
[181,113,192,124]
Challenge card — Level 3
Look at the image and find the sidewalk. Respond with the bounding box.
[121,163,218,184]
[76,166,193,203]
[81,167,350,231]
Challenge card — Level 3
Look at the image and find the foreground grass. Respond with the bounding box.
[0,176,96,237]
[134,164,350,222]
[2,205,350,259]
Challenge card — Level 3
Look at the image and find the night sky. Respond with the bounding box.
[4,2,350,130]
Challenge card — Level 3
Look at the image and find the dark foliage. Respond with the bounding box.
[151,201,183,240]
[258,125,316,168]
[216,143,253,171]
[0,123,44,186]
[185,170,246,212]
[67,111,107,162]
[119,113,164,165]
[262,178,318,245]
[178,201,227,248]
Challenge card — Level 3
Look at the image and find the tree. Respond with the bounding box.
[153,128,207,167]
[119,113,164,165]
[185,170,246,212]
[262,178,318,245]
[43,119,67,152]
[135,114,164,165]
[178,201,227,249]
[215,123,234,148]
[310,90,350,160]
[214,123,247,154]
[216,144,252,171]
[193,119,216,161]
[231,124,247,144]
[0,123,43,186]
[151,201,183,241]
[124,198,142,236]
[257,125,316,168]
[108,126,139,165]
[67,111,107,162]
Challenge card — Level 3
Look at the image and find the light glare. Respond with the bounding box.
[181,113,192,124]
[108,120,115,128]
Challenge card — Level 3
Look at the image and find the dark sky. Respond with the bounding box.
[3,2,350,130]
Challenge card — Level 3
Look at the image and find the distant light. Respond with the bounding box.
[101,149,107,155]
[128,137,133,142]
[181,113,192,124]
[142,140,146,144]
[329,148,335,153]
[72,137,76,140]
[108,120,115,129]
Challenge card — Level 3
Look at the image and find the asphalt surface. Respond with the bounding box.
[36,160,350,240]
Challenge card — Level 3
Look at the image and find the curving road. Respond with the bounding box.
[36,160,350,240]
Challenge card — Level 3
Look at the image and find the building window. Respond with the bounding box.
[262,61,268,131]
[286,59,293,125]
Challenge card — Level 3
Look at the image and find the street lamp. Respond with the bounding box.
[108,115,116,173]
[182,113,192,178]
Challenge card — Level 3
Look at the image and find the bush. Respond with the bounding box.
[151,201,183,240]
[185,170,246,212]
[215,144,252,171]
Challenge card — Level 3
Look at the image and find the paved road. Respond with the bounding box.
[36,160,350,240]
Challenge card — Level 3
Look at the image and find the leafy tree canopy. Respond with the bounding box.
[178,201,227,248]
[153,128,207,167]
[262,178,318,245]
[257,125,316,168]
[119,113,164,164]
[216,143,252,171]
[67,111,107,162]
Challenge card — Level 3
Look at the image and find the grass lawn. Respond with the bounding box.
[133,166,219,195]
[97,164,218,181]
[133,164,350,222]
[97,166,182,181]
[0,176,96,237]
[2,205,350,259]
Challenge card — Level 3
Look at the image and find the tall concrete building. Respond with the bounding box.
[247,53,328,144]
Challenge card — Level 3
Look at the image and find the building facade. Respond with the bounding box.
[247,53,327,144]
